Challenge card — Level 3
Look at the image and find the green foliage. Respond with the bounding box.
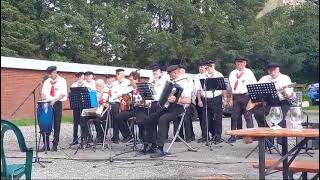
[1,0,319,82]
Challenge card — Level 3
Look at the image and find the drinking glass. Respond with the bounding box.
[289,106,303,131]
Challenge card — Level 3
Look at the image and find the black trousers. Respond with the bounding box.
[142,102,160,144]
[72,108,81,142]
[155,104,185,147]
[231,94,254,130]
[115,107,149,140]
[173,105,195,140]
[41,101,62,146]
[111,103,128,140]
[201,96,223,138]
[196,98,206,138]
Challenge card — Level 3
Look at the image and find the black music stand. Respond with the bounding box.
[69,87,94,155]
[137,83,155,101]
[200,77,230,150]
[245,83,282,158]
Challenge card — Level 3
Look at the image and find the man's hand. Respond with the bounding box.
[228,98,233,107]
[168,96,176,103]
[223,98,228,107]
[198,100,203,107]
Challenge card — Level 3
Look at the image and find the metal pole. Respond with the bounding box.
[282,137,289,180]
[258,138,266,179]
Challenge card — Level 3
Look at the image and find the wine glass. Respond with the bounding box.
[289,107,303,131]
[268,107,283,130]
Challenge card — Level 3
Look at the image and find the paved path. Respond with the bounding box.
[3,117,319,179]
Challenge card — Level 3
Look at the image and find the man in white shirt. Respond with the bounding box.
[141,63,168,154]
[40,66,67,152]
[111,69,131,144]
[104,74,115,98]
[254,63,293,127]
[254,63,294,145]
[196,59,227,144]
[227,57,257,143]
[151,64,192,158]
[194,61,207,143]
[173,64,195,143]
[70,72,89,146]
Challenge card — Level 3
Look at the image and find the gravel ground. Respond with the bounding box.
[3,116,319,179]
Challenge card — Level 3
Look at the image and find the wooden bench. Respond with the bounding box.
[253,160,319,179]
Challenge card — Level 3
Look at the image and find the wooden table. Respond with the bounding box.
[226,128,319,180]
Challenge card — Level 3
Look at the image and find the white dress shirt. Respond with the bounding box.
[42,76,68,101]
[198,71,224,98]
[258,73,294,101]
[111,78,131,102]
[148,73,169,101]
[86,80,96,91]
[229,68,257,94]
[194,73,204,92]
[71,81,90,88]
[174,76,192,105]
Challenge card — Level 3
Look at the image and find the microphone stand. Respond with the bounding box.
[11,80,52,168]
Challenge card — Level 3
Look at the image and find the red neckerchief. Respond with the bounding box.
[233,71,245,91]
[50,80,57,97]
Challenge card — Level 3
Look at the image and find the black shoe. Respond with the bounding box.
[236,136,243,140]
[140,144,156,154]
[51,145,58,152]
[227,136,237,143]
[38,146,50,152]
[140,144,150,154]
[174,138,182,142]
[96,137,103,144]
[121,136,133,143]
[191,136,196,141]
[87,137,94,144]
[112,139,120,144]
[213,136,224,144]
[197,137,207,143]
[150,148,166,158]
[186,138,192,143]
[69,141,79,146]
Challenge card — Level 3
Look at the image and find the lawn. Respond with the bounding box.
[11,116,73,127]
[303,105,319,111]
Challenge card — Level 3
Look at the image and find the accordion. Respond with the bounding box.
[158,81,183,108]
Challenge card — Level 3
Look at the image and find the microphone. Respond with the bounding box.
[42,75,49,83]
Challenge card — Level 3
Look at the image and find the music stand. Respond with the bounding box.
[245,83,282,157]
[137,83,155,101]
[200,77,230,150]
[69,87,94,155]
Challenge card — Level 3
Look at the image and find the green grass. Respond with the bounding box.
[11,116,73,127]
[303,105,319,111]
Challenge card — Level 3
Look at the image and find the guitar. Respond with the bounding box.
[246,83,296,112]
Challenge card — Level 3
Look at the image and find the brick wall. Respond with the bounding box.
[1,68,147,120]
